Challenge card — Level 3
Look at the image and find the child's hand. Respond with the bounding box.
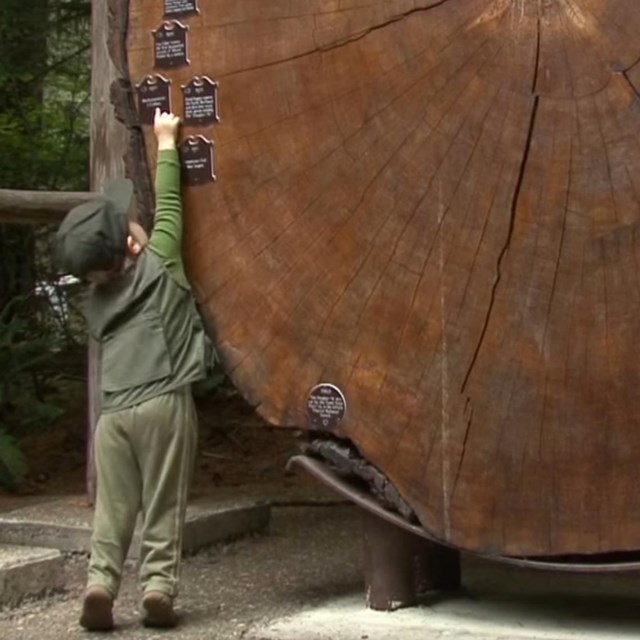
[154,108,181,150]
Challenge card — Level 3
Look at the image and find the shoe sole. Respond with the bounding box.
[80,591,114,631]
[142,597,178,628]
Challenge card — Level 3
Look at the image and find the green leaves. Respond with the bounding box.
[0,0,91,491]
[0,295,65,490]
[0,0,90,192]
[0,429,26,491]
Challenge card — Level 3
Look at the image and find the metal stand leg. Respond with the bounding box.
[361,509,461,610]
[362,509,416,610]
[414,540,461,594]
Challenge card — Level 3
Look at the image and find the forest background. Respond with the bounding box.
[0,0,92,491]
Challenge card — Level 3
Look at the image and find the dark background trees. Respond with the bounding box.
[0,1,91,488]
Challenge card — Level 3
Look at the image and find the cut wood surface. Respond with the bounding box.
[120,0,640,557]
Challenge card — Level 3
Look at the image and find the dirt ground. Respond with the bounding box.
[0,381,361,638]
[0,505,363,639]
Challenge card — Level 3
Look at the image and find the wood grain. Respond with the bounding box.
[121,0,640,557]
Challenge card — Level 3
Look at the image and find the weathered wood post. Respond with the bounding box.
[86,0,129,503]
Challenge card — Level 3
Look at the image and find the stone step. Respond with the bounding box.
[0,496,270,556]
[0,545,65,608]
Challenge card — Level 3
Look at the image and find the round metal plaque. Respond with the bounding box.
[307,383,347,430]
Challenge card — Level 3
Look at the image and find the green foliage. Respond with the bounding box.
[0,430,26,491]
[0,1,91,490]
[0,296,65,490]
[0,297,63,427]
[0,0,90,191]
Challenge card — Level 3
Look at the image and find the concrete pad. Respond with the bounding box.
[0,545,65,608]
[250,596,640,640]
[249,557,640,640]
[0,496,270,555]
[180,499,270,555]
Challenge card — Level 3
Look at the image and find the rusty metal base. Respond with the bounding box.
[362,509,461,610]
[288,455,462,611]
[287,454,640,610]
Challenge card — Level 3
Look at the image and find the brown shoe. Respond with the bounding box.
[142,590,178,628]
[79,585,114,631]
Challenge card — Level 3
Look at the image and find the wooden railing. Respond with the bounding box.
[0,189,97,225]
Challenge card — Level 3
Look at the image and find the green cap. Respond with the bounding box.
[55,179,134,278]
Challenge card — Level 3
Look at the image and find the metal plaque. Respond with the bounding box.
[153,21,189,69]
[164,0,199,18]
[307,383,347,430]
[182,76,220,126]
[136,75,172,125]
[179,135,216,186]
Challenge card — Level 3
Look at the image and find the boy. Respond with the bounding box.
[55,109,213,630]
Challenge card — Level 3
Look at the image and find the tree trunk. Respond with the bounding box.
[115,0,640,558]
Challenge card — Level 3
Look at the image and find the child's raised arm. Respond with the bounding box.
[147,108,190,288]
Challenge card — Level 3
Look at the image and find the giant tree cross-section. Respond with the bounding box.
[113,0,640,558]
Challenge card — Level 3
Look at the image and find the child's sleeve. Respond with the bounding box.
[147,148,190,288]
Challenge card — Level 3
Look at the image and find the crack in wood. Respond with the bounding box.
[451,396,474,496]
[621,70,640,100]
[461,93,540,392]
[459,13,543,394]
[532,17,541,94]
[219,0,456,79]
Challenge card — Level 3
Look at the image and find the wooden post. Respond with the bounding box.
[87,0,129,504]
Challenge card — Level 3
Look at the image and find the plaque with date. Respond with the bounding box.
[307,383,347,430]
[136,75,172,125]
[153,21,189,69]
[179,136,216,186]
[182,77,220,126]
[164,0,198,18]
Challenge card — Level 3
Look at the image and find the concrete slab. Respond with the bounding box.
[0,545,65,608]
[248,556,640,640]
[0,496,270,556]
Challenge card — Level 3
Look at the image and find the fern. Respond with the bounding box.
[0,429,26,491]
[0,295,62,491]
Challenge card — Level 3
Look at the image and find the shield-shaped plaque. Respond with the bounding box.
[136,75,172,125]
[182,76,220,127]
[153,21,189,69]
[179,135,216,186]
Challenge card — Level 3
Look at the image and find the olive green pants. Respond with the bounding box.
[87,388,197,598]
